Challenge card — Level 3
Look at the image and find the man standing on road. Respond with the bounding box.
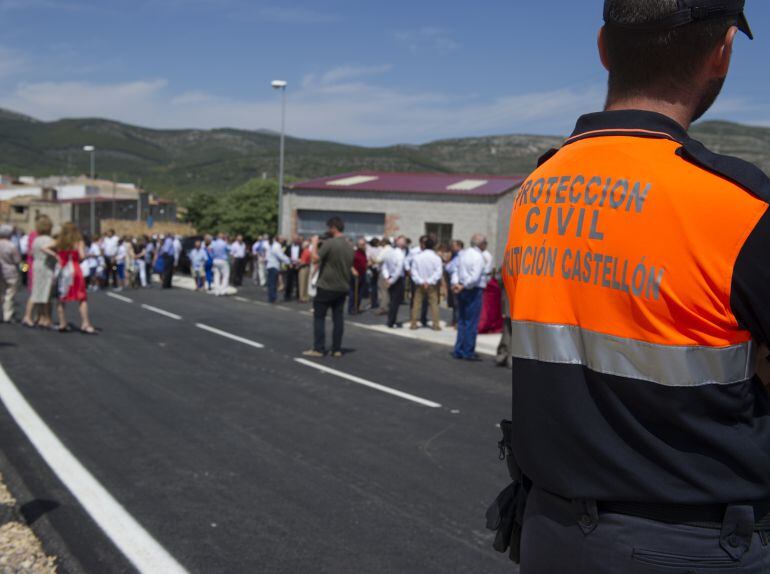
[303,217,353,358]
[451,234,485,360]
[230,234,247,287]
[409,236,443,331]
[285,235,302,302]
[252,235,268,286]
[367,238,383,310]
[0,225,21,322]
[102,229,119,288]
[381,236,407,328]
[266,235,290,303]
[492,2,770,572]
[159,234,175,290]
[348,238,368,315]
[210,233,230,296]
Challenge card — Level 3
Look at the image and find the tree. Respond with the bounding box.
[184,179,278,238]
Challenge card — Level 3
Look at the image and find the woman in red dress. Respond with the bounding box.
[55,222,96,334]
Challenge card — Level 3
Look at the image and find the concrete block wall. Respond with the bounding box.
[282,189,516,262]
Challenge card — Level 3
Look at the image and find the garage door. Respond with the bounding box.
[297,210,385,239]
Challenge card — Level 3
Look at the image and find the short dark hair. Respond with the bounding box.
[424,237,436,251]
[326,216,345,232]
[604,0,734,100]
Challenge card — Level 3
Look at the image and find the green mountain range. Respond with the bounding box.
[1,107,769,200]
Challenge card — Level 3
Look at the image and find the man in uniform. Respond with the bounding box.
[495,1,770,572]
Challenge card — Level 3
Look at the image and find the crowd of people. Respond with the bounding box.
[0,216,506,360]
[0,220,195,333]
[187,220,504,361]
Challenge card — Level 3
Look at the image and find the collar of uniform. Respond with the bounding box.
[566,110,690,146]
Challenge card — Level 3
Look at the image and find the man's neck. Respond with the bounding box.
[605,97,694,131]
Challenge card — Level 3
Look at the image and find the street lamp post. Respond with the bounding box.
[271,80,287,235]
[83,145,96,237]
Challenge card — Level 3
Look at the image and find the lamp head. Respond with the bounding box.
[83,145,95,152]
[271,80,287,89]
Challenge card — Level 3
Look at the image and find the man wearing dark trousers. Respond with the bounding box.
[303,218,353,358]
[159,234,175,289]
[284,235,302,301]
[381,236,407,328]
[489,2,770,572]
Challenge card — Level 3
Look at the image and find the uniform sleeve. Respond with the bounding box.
[731,208,770,345]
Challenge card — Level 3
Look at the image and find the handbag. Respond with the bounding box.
[308,265,319,298]
[57,259,75,297]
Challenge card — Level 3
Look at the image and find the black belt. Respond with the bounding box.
[600,500,770,532]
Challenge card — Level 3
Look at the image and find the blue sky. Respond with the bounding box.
[0,0,768,145]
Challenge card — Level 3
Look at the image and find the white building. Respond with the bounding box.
[281,171,526,262]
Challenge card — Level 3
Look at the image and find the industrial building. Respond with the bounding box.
[281,171,526,261]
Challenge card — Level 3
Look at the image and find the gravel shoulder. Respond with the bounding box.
[0,472,57,574]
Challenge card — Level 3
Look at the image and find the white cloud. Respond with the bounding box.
[395,27,460,56]
[319,65,393,86]
[0,67,603,144]
[6,79,168,121]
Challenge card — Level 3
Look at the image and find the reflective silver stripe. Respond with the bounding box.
[510,321,756,387]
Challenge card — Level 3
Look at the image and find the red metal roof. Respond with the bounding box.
[288,171,526,197]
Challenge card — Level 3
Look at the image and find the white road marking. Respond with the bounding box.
[294,358,442,409]
[276,306,291,312]
[234,297,250,303]
[107,292,134,304]
[195,324,264,349]
[141,304,182,321]
[0,364,189,574]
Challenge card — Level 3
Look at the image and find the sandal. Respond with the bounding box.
[80,327,98,335]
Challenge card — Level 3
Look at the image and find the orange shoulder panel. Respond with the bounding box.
[503,136,768,347]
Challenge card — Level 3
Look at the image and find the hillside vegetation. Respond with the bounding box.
[1,107,768,200]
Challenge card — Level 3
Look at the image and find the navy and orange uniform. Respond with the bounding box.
[502,110,770,505]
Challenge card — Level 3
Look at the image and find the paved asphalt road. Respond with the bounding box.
[0,285,514,574]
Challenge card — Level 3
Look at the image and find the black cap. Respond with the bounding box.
[604,0,753,40]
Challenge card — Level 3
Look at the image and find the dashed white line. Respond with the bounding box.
[140,304,182,320]
[234,296,250,303]
[294,358,442,408]
[0,364,189,574]
[195,324,264,349]
[107,292,134,304]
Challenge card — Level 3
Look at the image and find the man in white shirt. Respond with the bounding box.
[480,238,494,289]
[252,235,268,286]
[380,236,407,328]
[173,235,183,267]
[102,229,119,288]
[285,235,302,301]
[374,239,392,315]
[409,236,443,331]
[266,235,290,303]
[209,233,230,296]
[407,236,428,325]
[230,234,247,287]
[450,234,486,360]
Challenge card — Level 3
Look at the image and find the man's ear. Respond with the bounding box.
[598,26,611,72]
[713,26,738,78]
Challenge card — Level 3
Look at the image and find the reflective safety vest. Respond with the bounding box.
[502,110,770,504]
